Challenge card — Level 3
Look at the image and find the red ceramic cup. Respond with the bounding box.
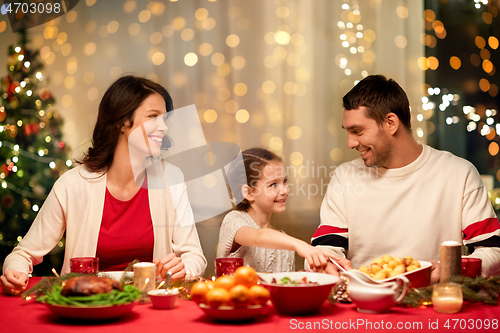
[461,257,482,278]
[70,257,99,274]
[215,258,243,277]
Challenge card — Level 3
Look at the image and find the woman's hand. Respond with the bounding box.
[0,270,29,296]
[153,253,186,280]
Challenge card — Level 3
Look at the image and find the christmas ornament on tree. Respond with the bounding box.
[0,30,71,262]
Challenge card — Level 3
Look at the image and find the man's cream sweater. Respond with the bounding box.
[313,145,500,276]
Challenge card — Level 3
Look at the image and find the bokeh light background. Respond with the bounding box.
[0,0,424,272]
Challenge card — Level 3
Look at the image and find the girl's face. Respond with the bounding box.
[249,161,289,214]
[125,93,168,157]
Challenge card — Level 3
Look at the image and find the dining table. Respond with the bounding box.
[2,277,499,333]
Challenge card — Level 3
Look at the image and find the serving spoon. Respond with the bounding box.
[164,271,171,295]
[328,257,347,273]
[342,269,401,288]
[328,257,397,287]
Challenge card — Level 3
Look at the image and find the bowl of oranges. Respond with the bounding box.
[190,266,271,321]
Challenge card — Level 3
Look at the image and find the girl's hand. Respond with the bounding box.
[295,242,334,269]
[153,253,186,280]
[0,270,29,296]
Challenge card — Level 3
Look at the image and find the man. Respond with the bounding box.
[312,75,500,281]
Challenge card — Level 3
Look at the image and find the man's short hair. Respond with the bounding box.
[343,75,412,130]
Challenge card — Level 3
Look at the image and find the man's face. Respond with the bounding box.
[342,106,393,168]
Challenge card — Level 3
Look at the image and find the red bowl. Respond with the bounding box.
[258,272,339,315]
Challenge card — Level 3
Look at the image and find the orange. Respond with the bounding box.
[206,287,231,308]
[205,280,216,290]
[229,284,250,308]
[249,285,270,306]
[190,281,212,304]
[214,275,236,291]
[234,266,259,288]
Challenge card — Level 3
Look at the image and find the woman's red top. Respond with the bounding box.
[96,185,154,271]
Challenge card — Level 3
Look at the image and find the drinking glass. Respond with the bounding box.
[461,257,482,278]
[215,258,243,277]
[70,257,99,274]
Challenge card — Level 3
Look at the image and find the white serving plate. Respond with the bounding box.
[98,271,134,282]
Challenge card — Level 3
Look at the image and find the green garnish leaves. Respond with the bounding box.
[280,277,291,284]
[38,284,141,307]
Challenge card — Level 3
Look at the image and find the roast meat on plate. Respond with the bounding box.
[61,276,123,296]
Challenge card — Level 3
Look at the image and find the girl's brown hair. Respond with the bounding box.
[78,75,174,173]
[229,147,282,211]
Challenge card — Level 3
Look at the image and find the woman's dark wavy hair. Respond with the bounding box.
[78,75,174,173]
[228,147,282,212]
[343,74,412,131]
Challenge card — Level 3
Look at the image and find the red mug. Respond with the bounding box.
[461,257,482,278]
[215,258,243,277]
[70,257,99,274]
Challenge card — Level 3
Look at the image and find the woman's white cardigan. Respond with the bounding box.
[3,162,207,277]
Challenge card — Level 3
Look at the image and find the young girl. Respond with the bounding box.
[217,148,338,273]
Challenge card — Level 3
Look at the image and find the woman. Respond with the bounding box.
[1,76,207,295]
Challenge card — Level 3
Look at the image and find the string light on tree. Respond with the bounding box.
[0,30,71,249]
[474,0,489,9]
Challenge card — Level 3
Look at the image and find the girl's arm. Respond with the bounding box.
[233,226,344,269]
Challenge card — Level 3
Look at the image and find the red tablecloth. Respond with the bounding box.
[2,277,499,333]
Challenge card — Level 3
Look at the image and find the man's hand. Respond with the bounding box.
[0,270,29,296]
[430,260,440,283]
[323,256,352,278]
[153,253,186,280]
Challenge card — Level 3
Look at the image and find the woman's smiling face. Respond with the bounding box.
[125,93,168,158]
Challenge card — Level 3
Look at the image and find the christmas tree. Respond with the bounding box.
[0,30,71,273]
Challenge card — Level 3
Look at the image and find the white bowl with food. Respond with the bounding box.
[148,289,179,309]
[357,255,432,288]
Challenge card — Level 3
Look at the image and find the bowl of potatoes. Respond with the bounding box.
[357,255,432,288]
